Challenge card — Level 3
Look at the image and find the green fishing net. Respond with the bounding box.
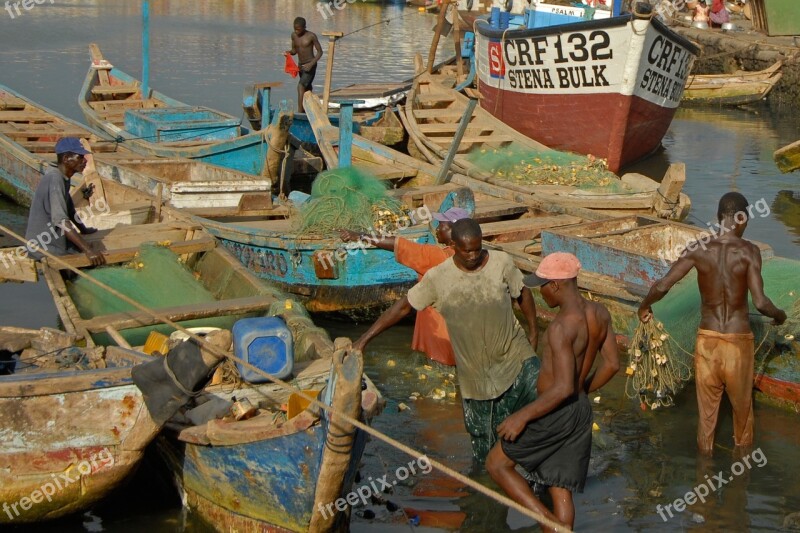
[293,167,409,236]
[67,244,237,346]
[645,256,800,367]
[465,145,631,192]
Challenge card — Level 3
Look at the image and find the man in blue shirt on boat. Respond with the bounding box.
[286,17,323,114]
[24,138,105,266]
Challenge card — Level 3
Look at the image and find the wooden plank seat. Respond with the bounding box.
[18,141,120,153]
[481,215,581,242]
[412,109,470,119]
[354,160,418,180]
[91,84,140,96]
[415,93,456,104]
[0,128,94,139]
[89,99,163,110]
[419,125,492,137]
[0,111,56,122]
[473,198,530,220]
[429,135,515,146]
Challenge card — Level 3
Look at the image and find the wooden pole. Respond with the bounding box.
[427,0,450,74]
[337,100,365,168]
[141,0,150,99]
[435,97,477,185]
[453,1,463,80]
[321,32,343,111]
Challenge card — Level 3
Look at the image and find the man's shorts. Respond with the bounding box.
[501,393,592,493]
[299,64,317,91]
[462,356,540,463]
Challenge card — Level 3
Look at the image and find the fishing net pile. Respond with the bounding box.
[465,145,631,192]
[293,167,410,236]
[67,244,237,346]
[625,318,692,411]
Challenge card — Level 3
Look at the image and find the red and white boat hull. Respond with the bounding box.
[476,16,699,172]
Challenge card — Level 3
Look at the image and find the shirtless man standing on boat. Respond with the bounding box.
[486,252,620,532]
[638,192,786,455]
[286,17,322,113]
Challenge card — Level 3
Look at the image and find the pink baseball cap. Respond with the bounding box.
[523,252,581,287]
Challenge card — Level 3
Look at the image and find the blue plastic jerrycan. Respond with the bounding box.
[232,317,294,383]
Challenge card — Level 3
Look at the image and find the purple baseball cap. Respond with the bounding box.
[55,137,91,155]
[432,207,470,223]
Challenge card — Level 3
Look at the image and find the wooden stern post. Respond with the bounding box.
[321,32,344,111]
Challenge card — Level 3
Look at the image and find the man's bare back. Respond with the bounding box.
[640,230,785,333]
[488,256,619,533]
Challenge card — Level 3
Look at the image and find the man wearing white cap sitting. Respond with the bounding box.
[485,252,620,532]
[340,206,470,367]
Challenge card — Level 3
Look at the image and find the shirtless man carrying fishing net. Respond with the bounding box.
[486,252,620,532]
[638,192,786,455]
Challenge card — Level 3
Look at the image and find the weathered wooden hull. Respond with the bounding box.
[774,138,800,174]
[197,217,423,314]
[0,355,157,523]
[682,61,783,107]
[474,15,699,172]
[158,420,366,531]
[92,157,274,211]
[0,83,137,207]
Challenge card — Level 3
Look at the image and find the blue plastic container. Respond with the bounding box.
[232,317,294,383]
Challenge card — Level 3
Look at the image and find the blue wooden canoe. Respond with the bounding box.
[157,334,383,531]
[79,45,276,176]
[0,332,158,523]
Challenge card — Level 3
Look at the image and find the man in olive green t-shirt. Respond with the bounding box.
[353,219,540,462]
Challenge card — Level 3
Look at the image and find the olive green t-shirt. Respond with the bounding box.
[407,250,535,400]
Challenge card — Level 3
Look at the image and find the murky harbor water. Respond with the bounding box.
[2,1,800,531]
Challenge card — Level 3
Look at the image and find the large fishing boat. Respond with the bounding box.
[473,3,700,172]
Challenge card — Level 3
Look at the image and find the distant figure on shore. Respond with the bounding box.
[694,1,709,22]
[486,252,620,533]
[352,219,540,463]
[638,192,786,455]
[340,207,471,367]
[709,0,730,25]
[25,138,105,266]
[285,17,322,113]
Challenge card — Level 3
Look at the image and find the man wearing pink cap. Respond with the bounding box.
[486,252,620,532]
[340,207,470,366]
[353,219,540,462]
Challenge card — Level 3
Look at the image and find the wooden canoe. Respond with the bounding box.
[401,69,692,221]
[0,82,144,207]
[79,44,283,176]
[158,341,383,532]
[774,138,800,174]
[0,330,159,523]
[682,61,783,107]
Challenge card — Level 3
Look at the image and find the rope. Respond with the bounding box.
[0,222,571,533]
[162,352,203,397]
